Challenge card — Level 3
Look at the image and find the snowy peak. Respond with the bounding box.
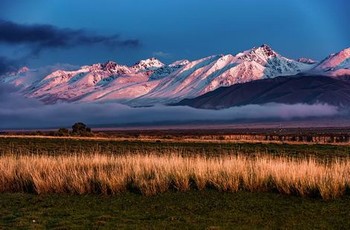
[102,61,119,70]
[233,44,312,78]
[169,59,190,67]
[100,61,131,74]
[297,58,317,64]
[132,57,165,72]
[235,44,279,65]
[254,44,278,57]
[316,47,350,71]
[17,66,30,74]
[80,61,131,74]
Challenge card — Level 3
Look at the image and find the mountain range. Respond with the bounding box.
[1,44,350,108]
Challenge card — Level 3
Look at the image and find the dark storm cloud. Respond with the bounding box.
[0,56,19,75]
[0,84,340,129]
[0,19,140,55]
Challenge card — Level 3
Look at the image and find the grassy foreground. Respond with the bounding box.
[1,154,349,199]
[1,191,350,229]
[1,136,350,228]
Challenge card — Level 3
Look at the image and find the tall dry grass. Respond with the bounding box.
[0,154,349,199]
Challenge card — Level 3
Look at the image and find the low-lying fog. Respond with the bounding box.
[0,84,341,129]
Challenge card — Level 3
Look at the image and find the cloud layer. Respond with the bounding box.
[0,19,140,57]
[0,56,18,75]
[0,84,340,129]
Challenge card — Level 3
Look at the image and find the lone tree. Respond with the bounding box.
[72,122,92,135]
[57,128,69,136]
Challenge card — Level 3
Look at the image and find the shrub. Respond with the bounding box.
[72,122,92,136]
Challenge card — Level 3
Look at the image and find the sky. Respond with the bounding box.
[0,0,349,70]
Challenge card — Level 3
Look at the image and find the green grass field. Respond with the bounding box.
[1,136,350,159]
[1,191,350,229]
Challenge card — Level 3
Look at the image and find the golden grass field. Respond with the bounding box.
[1,153,349,200]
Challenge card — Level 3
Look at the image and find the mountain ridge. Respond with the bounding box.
[1,44,350,106]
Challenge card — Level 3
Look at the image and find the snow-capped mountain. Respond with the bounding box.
[132,45,314,104]
[2,44,349,106]
[314,47,350,77]
[131,57,165,72]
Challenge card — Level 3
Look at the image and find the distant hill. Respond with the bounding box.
[176,75,350,109]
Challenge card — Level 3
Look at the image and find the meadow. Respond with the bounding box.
[1,136,350,158]
[1,136,350,228]
[1,153,349,199]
